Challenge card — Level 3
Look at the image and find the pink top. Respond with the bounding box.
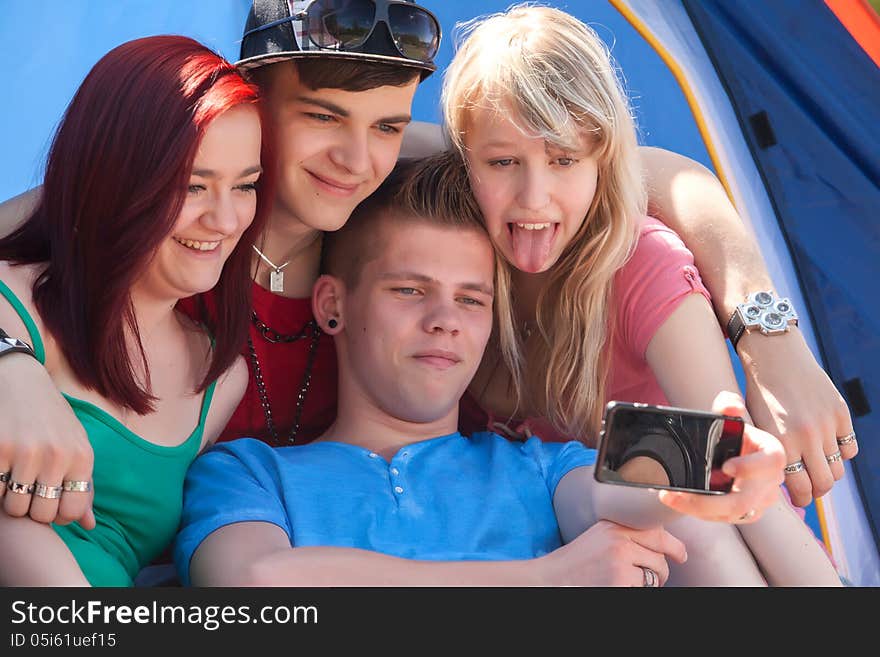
[460,216,710,443]
[606,216,711,407]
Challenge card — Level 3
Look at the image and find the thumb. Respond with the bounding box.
[81,491,97,531]
[711,390,746,419]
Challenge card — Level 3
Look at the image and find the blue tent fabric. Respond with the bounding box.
[682,0,880,549]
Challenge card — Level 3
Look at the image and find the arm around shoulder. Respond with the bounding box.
[0,262,95,528]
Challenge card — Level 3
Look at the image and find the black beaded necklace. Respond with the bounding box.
[247,310,322,446]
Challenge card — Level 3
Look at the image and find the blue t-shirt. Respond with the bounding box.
[174,431,596,585]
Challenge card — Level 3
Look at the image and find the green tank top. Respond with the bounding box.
[0,279,216,586]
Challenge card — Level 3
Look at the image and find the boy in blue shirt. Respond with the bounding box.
[174,154,837,587]
[174,154,690,586]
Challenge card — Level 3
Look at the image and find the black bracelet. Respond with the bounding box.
[0,327,37,361]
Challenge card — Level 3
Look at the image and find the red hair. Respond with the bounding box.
[0,35,274,414]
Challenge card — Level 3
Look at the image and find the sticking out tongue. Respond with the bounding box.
[510,224,555,273]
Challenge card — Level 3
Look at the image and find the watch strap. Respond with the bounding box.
[726,310,748,350]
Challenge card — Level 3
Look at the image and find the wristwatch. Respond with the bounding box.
[0,327,37,361]
[726,291,798,351]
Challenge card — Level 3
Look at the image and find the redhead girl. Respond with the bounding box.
[0,36,270,585]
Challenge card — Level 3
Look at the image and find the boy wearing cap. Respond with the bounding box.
[0,0,855,532]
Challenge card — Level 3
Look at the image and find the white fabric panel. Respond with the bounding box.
[621,0,879,586]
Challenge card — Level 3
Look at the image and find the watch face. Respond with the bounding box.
[764,312,784,328]
[732,292,798,346]
[754,291,773,306]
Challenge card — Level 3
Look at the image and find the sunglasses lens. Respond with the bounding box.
[388,5,440,61]
[308,0,376,49]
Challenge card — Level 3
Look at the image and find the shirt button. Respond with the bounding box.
[394,486,404,494]
[390,468,399,476]
[368,452,379,458]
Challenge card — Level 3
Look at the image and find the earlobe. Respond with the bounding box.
[312,274,344,334]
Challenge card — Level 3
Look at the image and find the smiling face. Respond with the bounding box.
[335,219,495,425]
[462,106,600,274]
[134,104,262,303]
[262,63,419,232]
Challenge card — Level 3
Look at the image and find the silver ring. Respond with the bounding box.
[7,480,35,495]
[641,566,658,588]
[784,460,805,475]
[836,432,856,447]
[825,450,842,464]
[738,508,756,522]
[33,482,64,500]
[0,471,9,484]
[62,480,92,493]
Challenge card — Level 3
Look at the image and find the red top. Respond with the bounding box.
[179,282,338,445]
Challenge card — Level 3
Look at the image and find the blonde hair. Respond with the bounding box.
[442,4,647,441]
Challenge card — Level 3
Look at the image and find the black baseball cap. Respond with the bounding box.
[236,0,440,78]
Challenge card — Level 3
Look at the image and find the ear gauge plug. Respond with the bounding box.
[328,318,338,329]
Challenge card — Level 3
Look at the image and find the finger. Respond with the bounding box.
[28,457,66,525]
[782,468,812,507]
[711,391,747,419]
[630,545,671,586]
[56,477,95,529]
[834,399,858,460]
[80,496,96,531]
[737,421,785,462]
[800,431,835,501]
[3,452,39,518]
[0,459,8,503]
[773,427,814,507]
[55,446,94,528]
[634,566,660,588]
[658,489,769,525]
[822,428,845,483]
[722,450,785,484]
[625,525,687,564]
[836,432,858,461]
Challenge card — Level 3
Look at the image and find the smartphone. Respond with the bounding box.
[594,401,744,495]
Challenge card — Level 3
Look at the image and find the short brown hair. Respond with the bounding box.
[321,150,486,289]
[250,57,420,93]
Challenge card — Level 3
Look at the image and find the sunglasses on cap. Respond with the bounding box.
[244,0,441,64]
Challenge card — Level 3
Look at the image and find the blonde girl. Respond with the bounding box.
[442,4,839,585]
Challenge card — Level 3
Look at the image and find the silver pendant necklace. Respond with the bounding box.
[252,245,292,293]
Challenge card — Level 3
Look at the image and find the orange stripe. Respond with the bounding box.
[815,493,834,561]
[606,0,734,202]
[825,0,880,67]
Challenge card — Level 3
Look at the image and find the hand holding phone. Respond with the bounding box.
[595,401,745,495]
